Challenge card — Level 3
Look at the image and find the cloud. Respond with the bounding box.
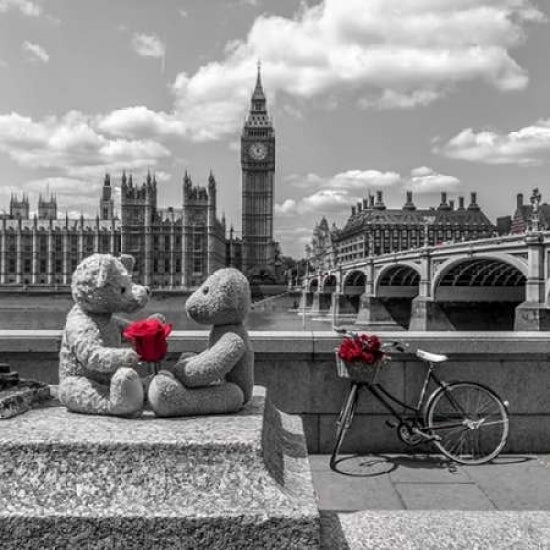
[277,166,460,217]
[131,33,165,59]
[22,41,49,63]
[178,8,188,18]
[0,0,41,17]
[434,119,550,166]
[97,106,185,138]
[162,0,543,141]
[407,166,461,193]
[0,111,170,178]
[330,169,401,190]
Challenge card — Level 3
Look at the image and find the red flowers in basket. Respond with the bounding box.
[123,318,173,363]
[338,333,384,365]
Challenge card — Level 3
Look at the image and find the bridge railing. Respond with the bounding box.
[336,232,536,270]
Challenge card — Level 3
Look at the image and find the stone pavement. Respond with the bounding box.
[311,454,550,549]
[310,454,550,512]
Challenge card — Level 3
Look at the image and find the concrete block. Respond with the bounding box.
[321,511,550,549]
[0,386,320,549]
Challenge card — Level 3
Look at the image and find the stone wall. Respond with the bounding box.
[2,330,549,453]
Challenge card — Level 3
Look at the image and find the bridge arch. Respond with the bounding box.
[375,263,421,298]
[321,274,337,293]
[342,270,366,296]
[432,254,527,301]
[307,278,319,292]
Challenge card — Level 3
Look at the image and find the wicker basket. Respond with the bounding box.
[334,350,385,383]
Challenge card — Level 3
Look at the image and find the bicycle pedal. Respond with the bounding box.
[385,420,398,429]
[411,428,441,442]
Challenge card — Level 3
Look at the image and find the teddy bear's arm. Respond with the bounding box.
[69,322,138,373]
[174,332,246,387]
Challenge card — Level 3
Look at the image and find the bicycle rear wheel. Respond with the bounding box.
[425,382,508,465]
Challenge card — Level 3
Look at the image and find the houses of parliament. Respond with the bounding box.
[0,67,280,290]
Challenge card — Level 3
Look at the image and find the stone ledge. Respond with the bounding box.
[321,510,550,549]
[2,329,550,355]
[0,386,320,549]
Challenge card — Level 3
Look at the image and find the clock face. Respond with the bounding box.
[248,142,267,161]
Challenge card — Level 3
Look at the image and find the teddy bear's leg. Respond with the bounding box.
[148,371,244,417]
[59,368,143,417]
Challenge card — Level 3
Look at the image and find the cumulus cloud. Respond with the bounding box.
[407,166,461,193]
[277,166,461,217]
[434,119,550,166]
[131,33,165,58]
[97,106,185,138]
[330,170,401,190]
[0,111,170,178]
[162,0,543,141]
[0,0,41,17]
[276,169,401,216]
[22,41,49,63]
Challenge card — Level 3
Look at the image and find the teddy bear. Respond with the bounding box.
[58,253,151,417]
[148,268,254,417]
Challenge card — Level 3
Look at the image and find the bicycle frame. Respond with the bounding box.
[359,359,461,429]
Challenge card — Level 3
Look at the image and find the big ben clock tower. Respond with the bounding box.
[241,62,276,279]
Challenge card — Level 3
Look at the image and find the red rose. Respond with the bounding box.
[123,319,173,362]
[337,333,384,365]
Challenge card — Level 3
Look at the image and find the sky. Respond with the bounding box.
[0,0,549,258]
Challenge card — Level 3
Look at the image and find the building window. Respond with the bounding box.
[193,257,202,274]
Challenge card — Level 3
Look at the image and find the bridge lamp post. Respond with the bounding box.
[530,188,542,233]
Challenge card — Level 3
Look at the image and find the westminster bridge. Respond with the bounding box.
[299,231,550,331]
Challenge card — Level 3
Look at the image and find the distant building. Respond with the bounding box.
[0,170,226,288]
[330,190,495,264]
[306,217,337,272]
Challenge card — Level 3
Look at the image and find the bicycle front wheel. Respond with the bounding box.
[425,382,509,465]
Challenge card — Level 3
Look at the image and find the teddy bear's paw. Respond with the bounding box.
[120,348,139,369]
[147,372,187,417]
[109,367,144,417]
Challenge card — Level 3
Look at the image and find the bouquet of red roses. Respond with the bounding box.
[337,333,384,365]
[123,318,173,364]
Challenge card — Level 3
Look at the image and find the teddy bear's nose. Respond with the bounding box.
[145,286,151,296]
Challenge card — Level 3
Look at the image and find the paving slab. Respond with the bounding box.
[312,469,403,511]
[395,482,495,510]
[464,455,550,510]
[387,454,471,483]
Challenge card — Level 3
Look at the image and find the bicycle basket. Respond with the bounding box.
[334,350,385,383]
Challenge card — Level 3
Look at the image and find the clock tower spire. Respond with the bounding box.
[241,62,276,280]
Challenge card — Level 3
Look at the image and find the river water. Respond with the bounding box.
[0,292,334,331]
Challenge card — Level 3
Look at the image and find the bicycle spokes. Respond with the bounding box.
[426,383,509,465]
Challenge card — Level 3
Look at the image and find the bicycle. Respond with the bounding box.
[330,329,509,468]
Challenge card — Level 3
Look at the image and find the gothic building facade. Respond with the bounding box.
[0,170,226,288]
[308,191,495,269]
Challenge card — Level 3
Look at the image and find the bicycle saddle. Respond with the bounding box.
[416,349,448,363]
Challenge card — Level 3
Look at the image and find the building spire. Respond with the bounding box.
[252,59,265,102]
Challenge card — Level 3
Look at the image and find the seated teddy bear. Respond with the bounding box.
[148,268,254,417]
[59,253,151,417]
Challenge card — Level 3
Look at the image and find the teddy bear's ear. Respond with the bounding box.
[96,256,114,288]
[119,255,135,273]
